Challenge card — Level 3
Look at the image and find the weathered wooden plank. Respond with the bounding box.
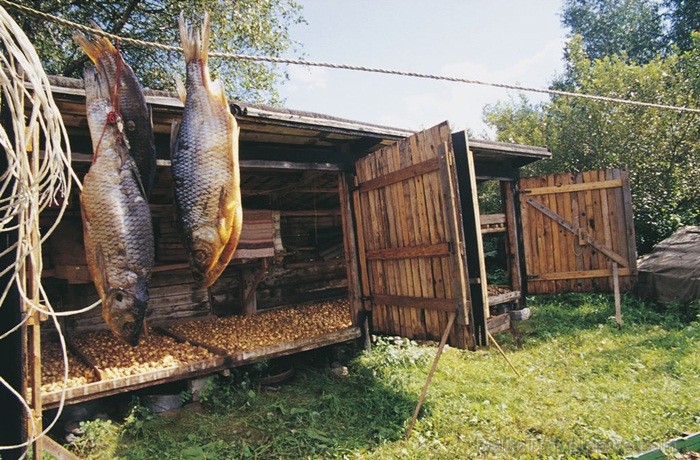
[338,173,362,327]
[404,131,435,339]
[547,172,563,293]
[620,169,638,274]
[529,267,631,281]
[357,157,440,193]
[521,179,623,195]
[385,143,412,338]
[488,290,521,306]
[402,134,428,339]
[371,294,455,312]
[452,133,484,346]
[486,313,511,334]
[364,243,450,260]
[480,214,507,225]
[525,197,629,267]
[502,182,522,295]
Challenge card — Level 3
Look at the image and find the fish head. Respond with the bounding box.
[189,226,221,286]
[102,288,148,346]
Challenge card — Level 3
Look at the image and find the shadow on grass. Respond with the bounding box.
[113,354,418,459]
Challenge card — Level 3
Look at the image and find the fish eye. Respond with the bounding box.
[115,293,123,302]
[194,249,208,263]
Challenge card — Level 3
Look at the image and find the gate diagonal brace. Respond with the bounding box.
[525,197,628,268]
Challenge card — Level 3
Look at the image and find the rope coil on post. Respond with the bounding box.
[0,4,99,456]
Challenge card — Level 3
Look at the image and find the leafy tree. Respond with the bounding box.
[11,0,304,104]
[484,36,700,253]
[665,0,700,51]
[561,0,666,64]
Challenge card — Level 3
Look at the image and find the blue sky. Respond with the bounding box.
[278,0,567,138]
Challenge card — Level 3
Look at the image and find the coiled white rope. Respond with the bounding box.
[0,4,97,457]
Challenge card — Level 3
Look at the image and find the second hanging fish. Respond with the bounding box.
[172,11,242,287]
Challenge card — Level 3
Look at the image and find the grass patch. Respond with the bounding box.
[65,294,700,459]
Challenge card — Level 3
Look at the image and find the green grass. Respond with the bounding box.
[66,294,700,459]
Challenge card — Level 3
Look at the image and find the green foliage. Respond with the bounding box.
[664,0,700,52]
[10,0,304,104]
[484,35,700,253]
[121,399,155,438]
[66,418,120,459]
[561,0,666,64]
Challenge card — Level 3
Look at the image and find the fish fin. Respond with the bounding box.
[204,201,242,287]
[174,75,187,104]
[178,11,210,66]
[209,79,228,106]
[73,25,118,70]
[170,120,181,155]
[93,242,112,297]
[133,167,148,202]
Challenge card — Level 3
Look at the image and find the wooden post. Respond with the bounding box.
[337,172,363,327]
[502,181,523,300]
[241,260,269,316]
[0,83,27,460]
[612,262,622,327]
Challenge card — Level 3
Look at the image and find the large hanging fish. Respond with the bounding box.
[80,65,154,346]
[74,27,157,198]
[172,11,242,287]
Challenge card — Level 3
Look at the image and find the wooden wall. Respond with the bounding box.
[518,168,637,294]
[40,166,350,337]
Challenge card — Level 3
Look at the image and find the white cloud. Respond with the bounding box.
[386,38,567,137]
[284,65,329,92]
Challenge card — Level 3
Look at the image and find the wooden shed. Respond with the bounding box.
[5,75,636,420]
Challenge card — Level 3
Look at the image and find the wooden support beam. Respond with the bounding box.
[357,157,439,193]
[42,436,81,460]
[371,294,455,312]
[502,182,523,296]
[338,172,363,327]
[520,179,623,195]
[406,311,456,438]
[529,267,631,281]
[488,290,521,306]
[241,260,269,316]
[613,262,622,327]
[365,243,450,261]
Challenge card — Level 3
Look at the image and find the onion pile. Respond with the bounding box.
[170,299,352,354]
[71,329,217,380]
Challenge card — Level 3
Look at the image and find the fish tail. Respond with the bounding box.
[179,11,210,66]
[73,25,119,70]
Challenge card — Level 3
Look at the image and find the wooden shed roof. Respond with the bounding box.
[45,75,550,170]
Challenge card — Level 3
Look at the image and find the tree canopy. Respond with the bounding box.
[484,34,700,253]
[11,0,304,104]
[561,0,666,64]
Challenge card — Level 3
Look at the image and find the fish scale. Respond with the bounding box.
[81,66,154,346]
[172,11,242,288]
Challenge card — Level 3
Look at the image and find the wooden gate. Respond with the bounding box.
[352,122,475,349]
[518,169,637,294]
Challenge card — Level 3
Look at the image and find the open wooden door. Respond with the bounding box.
[518,169,637,294]
[352,122,479,349]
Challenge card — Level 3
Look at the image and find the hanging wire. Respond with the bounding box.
[0,0,699,114]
